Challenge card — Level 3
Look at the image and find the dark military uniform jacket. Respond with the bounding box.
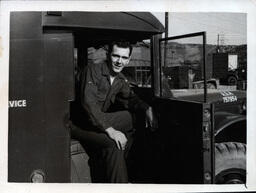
[80,62,149,132]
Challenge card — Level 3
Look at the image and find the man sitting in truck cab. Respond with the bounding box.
[71,41,155,183]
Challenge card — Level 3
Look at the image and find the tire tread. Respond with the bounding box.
[215,142,246,183]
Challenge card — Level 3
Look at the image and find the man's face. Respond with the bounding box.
[109,45,131,74]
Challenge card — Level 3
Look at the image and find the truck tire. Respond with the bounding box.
[227,75,237,85]
[215,142,246,184]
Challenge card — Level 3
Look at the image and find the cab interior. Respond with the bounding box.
[69,31,158,182]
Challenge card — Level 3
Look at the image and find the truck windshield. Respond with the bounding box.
[159,32,207,102]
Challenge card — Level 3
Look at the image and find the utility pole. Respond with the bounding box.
[165,12,169,38]
[216,34,220,53]
[164,12,169,67]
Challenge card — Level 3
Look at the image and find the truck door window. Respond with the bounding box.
[159,33,206,102]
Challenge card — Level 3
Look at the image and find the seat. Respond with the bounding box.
[70,139,91,183]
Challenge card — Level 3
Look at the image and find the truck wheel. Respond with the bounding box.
[215,142,246,184]
[227,76,237,85]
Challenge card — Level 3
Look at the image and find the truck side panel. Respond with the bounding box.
[9,12,74,182]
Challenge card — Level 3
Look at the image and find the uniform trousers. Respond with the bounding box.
[71,110,134,183]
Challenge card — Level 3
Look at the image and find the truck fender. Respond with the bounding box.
[214,112,246,143]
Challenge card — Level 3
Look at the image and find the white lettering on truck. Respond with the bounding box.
[9,100,27,108]
[219,91,238,103]
[223,95,237,103]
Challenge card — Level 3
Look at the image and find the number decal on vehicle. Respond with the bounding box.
[220,91,238,103]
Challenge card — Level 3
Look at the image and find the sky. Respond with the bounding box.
[153,12,247,45]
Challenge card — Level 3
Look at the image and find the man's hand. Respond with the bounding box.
[105,127,127,150]
[145,106,158,131]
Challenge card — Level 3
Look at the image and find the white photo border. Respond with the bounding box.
[0,0,255,192]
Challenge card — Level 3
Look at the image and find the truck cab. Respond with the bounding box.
[9,12,246,184]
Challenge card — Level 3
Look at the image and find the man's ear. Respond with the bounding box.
[127,56,131,64]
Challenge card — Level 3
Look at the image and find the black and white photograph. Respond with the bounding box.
[0,1,256,193]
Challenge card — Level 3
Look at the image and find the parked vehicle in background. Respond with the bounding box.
[212,53,247,87]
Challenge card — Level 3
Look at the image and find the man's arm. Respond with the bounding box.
[117,82,157,129]
[80,64,112,131]
[145,106,158,130]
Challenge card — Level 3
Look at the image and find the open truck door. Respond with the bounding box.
[150,32,246,184]
[149,32,215,183]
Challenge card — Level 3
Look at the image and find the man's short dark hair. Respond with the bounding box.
[109,41,133,56]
